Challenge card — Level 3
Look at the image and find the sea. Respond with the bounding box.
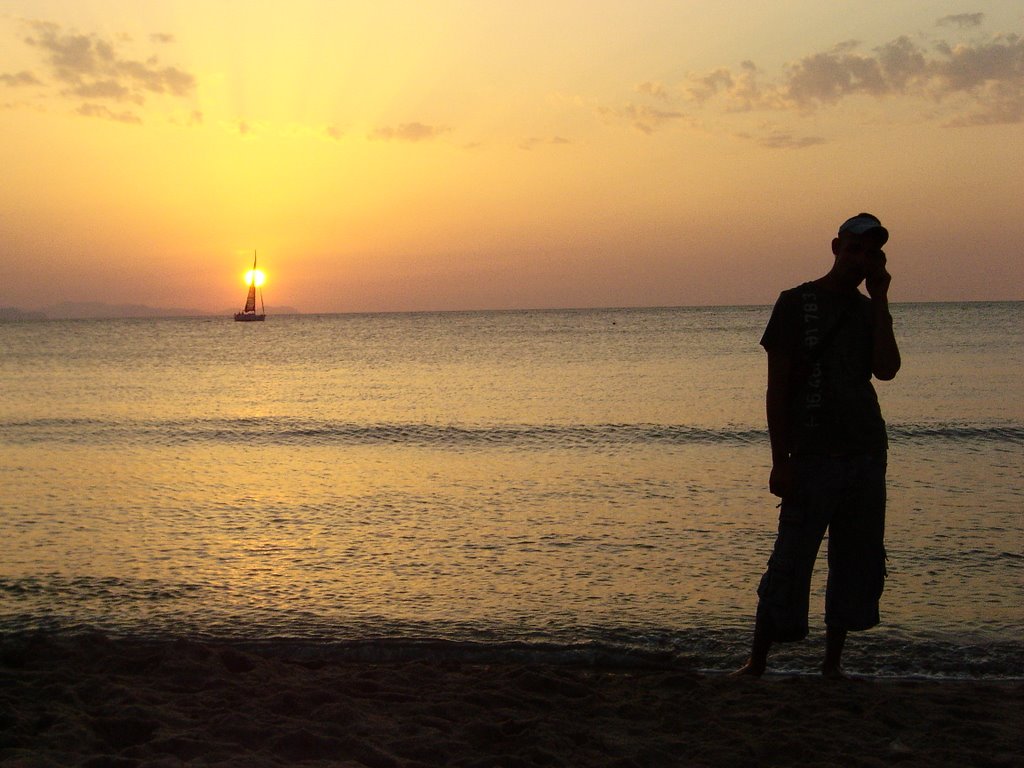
[1,303,1021,679]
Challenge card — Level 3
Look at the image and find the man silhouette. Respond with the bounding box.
[737,213,901,678]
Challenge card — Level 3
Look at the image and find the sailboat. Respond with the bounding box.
[234,251,266,321]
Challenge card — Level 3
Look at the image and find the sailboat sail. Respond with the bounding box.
[234,250,266,322]
[243,284,257,313]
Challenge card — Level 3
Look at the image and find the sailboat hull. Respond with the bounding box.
[234,312,266,322]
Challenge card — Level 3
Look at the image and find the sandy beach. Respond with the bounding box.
[2,633,1021,767]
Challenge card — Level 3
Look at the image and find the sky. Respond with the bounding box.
[1,1,1022,313]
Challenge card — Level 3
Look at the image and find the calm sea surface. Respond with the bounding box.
[1,304,1021,677]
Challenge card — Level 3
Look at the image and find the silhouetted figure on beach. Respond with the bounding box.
[736,213,901,678]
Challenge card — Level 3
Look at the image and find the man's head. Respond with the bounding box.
[831,213,889,285]
[837,213,888,246]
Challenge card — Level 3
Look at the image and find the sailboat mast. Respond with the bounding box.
[254,250,265,313]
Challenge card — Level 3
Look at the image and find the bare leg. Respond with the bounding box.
[823,626,847,678]
[733,620,771,676]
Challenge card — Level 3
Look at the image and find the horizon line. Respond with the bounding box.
[2,297,1021,322]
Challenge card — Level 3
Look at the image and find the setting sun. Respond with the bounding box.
[245,269,266,288]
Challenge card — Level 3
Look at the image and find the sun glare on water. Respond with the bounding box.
[245,269,266,287]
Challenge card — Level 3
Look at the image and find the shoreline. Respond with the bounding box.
[4,634,1021,767]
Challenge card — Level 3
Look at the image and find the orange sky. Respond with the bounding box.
[2,2,1022,313]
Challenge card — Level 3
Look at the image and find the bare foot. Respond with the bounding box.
[821,665,847,680]
[731,658,766,677]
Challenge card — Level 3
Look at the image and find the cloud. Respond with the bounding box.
[681,32,1024,125]
[784,44,889,105]
[875,36,929,91]
[369,122,451,142]
[71,78,140,102]
[929,34,1024,125]
[519,136,571,150]
[932,35,1024,91]
[683,61,786,112]
[683,66,769,108]
[12,20,196,122]
[598,103,689,134]
[76,103,142,124]
[686,68,734,104]
[751,131,827,150]
[937,14,984,29]
[0,70,43,87]
[635,81,668,100]
[603,25,1022,146]
[938,59,1024,126]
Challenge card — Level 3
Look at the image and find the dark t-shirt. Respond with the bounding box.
[760,282,887,457]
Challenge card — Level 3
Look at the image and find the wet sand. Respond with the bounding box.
[3,633,1021,767]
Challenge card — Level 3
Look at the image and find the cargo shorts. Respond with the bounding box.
[756,452,887,642]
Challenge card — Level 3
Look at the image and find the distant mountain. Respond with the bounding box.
[1,302,304,320]
[43,302,213,319]
[0,306,47,321]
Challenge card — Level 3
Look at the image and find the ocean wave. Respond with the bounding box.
[3,417,1023,449]
[0,418,763,448]
[2,574,1021,679]
[0,574,201,602]
[888,423,1024,443]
